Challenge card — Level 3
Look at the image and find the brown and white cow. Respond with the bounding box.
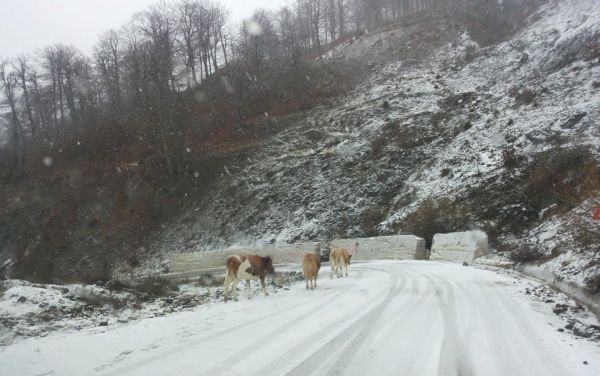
[329,242,358,278]
[302,253,321,290]
[223,254,275,302]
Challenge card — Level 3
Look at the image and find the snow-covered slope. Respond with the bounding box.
[145,0,600,294]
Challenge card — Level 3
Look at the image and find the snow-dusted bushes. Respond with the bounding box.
[397,197,472,249]
[509,86,538,107]
[451,0,546,46]
[133,277,179,297]
[502,146,525,169]
[571,216,600,251]
[524,146,600,213]
[361,207,387,236]
[508,243,546,263]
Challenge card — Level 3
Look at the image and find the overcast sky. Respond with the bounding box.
[0,0,291,58]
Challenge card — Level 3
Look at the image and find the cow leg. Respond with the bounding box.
[245,279,252,299]
[314,277,317,288]
[223,273,232,302]
[345,264,348,277]
[260,276,269,296]
[306,278,309,290]
[232,278,239,302]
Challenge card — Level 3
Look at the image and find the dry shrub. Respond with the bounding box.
[452,0,545,46]
[574,225,600,250]
[524,146,600,212]
[370,136,387,156]
[570,214,600,250]
[79,267,113,285]
[397,197,472,249]
[134,277,179,297]
[510,86,537,106]
[394,127,434,148]
[508,243,545,263]
[361,207,387,235]
[502,146,524,169]
[585,271,600,294]
[440,168,452,177]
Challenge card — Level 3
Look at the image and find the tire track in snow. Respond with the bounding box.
[418,271,476,376]
[468,277,531,376]
[428,266,558,376]
[99,271,366,376]
[476,279,570,376]
[354,267,441,376]
[280,266,409,376]
[378,269,467,376]
[203,270,379,375]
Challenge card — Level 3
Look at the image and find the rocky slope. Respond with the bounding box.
[147,0,600,292]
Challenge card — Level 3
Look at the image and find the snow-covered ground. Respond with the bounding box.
[1,261,599,376]
[0,272,304,346]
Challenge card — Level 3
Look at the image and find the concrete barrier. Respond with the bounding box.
[330,235,426,260]
[167,242,320,275]
[429,230,488,262]
[166,234,429,280]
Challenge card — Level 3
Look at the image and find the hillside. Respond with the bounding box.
[144,0,600,294]
[1,0,599,300]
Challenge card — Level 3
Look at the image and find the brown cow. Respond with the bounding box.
[302,253,321,290]
[223,254,275,302]
[330,242,358,278]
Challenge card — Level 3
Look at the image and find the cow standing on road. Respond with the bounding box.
[302,253,321,290]
[223,255,275,302]
[330,242,358,278]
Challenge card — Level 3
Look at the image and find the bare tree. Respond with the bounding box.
[13,56,37,140]
[0,60,25,171]
[302,0,323,56]
[338,0,346,35]
[327,0,337,42]
[176,0,199,88]
[278,7,303,65]
[95,30,123,118]
[29,70,49,134]
[137,4,182,175]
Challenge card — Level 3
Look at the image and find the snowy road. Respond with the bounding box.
[1,261,599,376]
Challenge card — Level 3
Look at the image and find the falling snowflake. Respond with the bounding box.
[247,20,263,36]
